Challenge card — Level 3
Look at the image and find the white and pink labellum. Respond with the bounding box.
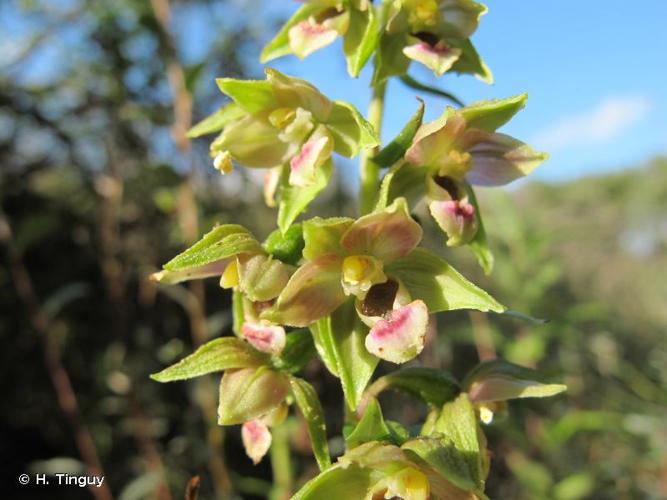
[288,19,340,60]
[289,133,333,187]
[429,197,478,246]
[242,321,286,354]
[365,300,428,364]
[242,419,272,465]
[403,41,462,76]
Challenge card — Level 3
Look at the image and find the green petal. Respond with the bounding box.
[187,103,246,138]
[449,38,493,84]
[266,68,333,122]
[341,198,422,263]
[384,248,505,313]
[303,216,354,260]
[215,78,277,113]
[292,464,374,500]
[460,94,528,132]
[264,254,346,327]
[150,337,268,382]
[326,100,380,158]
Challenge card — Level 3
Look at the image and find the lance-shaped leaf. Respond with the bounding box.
[187,103,245,138]
[263,223,305,265]
[363,367,460,408]
[302,216,353,260]
[153,225,263,284]
[216,78,277,114]
[465,184,494,274]
[341,197,422,263]
[271,329,317,374]
[433,393,486,489]
[261,4,321,63]
[242,419,272,464]
[264,253,345,327]
[343,5,378,77]
[278,159,333,234]
[346,398,392,449]
[463,359,567,403]
[398,75,464,107]
[310,300,379,410]
[218,367,290,425]
[385,248,504,313]
[461,93,528,133]
[151,337,268,382]
[326,100,380,158]
[290,376,331,470]
[292,464,374,500]
[373,100,424,168]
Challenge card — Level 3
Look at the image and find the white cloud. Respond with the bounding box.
[532,96,651,152]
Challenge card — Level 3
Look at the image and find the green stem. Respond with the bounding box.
[270,423,293,500]
[359,80,387,215]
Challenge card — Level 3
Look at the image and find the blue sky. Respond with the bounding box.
[265,0,667,182]
[2,1,666,184]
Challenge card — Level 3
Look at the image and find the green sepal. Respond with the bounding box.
[449,38,493,84]
[217,366,290,425]
[343,5,379,77]
[150,337,268,382]
[187,103,245,138]
[372,100,424,168]
[161,224,262,274]
[326,100,380,158]
[290,376,332,470]
[215,78,277,114]
[292,464,373,500]
[263,223,305,265]
[260,4,321,63]
[302,217,354,260]
[465,184,494,274]
[375,161,428,211]
[309,300,379,411]
[463,359,567,403]
[272,329,317,374]
[461,93,528,133]
[385,248,505,313]
[277,159,332,234]
[346,398,392,449]
[364,367,460,407]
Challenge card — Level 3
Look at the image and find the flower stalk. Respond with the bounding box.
[359,79,387,214]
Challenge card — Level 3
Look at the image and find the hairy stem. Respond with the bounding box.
[359,80,387,215]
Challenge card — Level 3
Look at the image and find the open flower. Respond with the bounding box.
[263,198,429,364]
[261,0,377,77]
[374,0,491,83]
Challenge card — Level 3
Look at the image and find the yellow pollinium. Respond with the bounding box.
[220,260,239,289]
[389,467,430,500]
[412,0,439,24]
[342,255,371,284]
[439,149,472,180]
[268,107,296,130]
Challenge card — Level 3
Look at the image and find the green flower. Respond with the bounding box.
[261,0,378,77]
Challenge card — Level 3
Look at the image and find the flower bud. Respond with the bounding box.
[242,321,286,355]
[242,419,272,464]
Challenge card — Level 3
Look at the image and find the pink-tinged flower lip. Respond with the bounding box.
[242,419,272,465]
[242,322,286,354]
[442,199,475,219]
[365,300,428,364]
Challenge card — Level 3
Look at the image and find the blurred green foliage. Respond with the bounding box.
[1,1,666,499]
